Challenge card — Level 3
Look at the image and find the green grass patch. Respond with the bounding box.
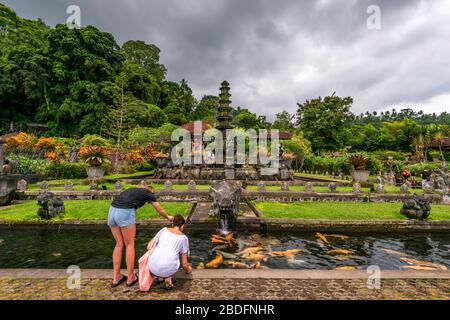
[103,171,154,179]
[0,200,191,223]
[255,201,450,221]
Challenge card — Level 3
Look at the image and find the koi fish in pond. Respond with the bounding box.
[270,249,303,256]
[327,249,353,255]
[0,239,3,245]
[400,265,438,271]
[222,261,250,268]
[315,232,329,244]
[217,251,239,260]
[380,248,411,257]
[324,234,350,240]
[196,262,205,269]
[206,252,223,268]
[237,246,263,256]
[400,258,447,270]
[243,253,268,262]
[334,266,357,270]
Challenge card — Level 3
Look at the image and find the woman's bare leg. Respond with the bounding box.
[120,224,137,282]
[110,226,124,283]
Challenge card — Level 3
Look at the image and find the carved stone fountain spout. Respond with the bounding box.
[209,180,241,234]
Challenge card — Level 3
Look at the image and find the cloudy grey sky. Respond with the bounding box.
[4,0,450,119]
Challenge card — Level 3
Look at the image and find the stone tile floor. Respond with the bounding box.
[0,277,449,300]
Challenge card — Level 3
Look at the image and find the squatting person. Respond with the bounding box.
[147,214,192,290]
[108,181,173,288]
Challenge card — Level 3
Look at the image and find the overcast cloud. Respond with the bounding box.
[3,0,450,119]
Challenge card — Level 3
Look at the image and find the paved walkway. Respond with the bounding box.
[0,269,449,300]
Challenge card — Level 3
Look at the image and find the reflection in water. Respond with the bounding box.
[0,229,449,270]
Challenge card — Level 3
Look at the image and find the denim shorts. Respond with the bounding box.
[107,206,136,227]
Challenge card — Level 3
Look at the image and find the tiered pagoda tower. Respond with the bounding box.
[216,81,234,133]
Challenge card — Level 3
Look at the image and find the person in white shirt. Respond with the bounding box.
[147,215,192,289]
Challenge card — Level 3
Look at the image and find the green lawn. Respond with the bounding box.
[0,200,191,223]
[103,171,154,179]
[255,201,450,220]
[294,172,350,183]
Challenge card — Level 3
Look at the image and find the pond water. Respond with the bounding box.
[0,228,449,270]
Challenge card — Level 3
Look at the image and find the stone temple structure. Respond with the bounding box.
[153,81,294,181]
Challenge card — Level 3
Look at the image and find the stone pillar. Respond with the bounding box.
[64,181,74,191]
[281,181,289,191]
[40,180,49,191]
[188,180,196,191]
[352,182,361,194]
[114,180,123,191]
[328,182,337,193]
[400,183,410,194]
[257,181,266,191]
[305,182,314,193]
[17,179,28,192]
[164,180,173,192]
[376,183,385,194]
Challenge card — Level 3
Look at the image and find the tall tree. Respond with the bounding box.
[0,4,50,133]
[296,95,354,151]
[272,111,295,131]
[36,24,124,135]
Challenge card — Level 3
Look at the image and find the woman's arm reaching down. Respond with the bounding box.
[151,202,173,221]
[180,253,192,274]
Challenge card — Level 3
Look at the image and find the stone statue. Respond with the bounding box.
[328,182,337,193]
[37,191,65,220]
[39,181,49,191]
[89,181,98,190]
[430,164,449,195]
[17,179,27,192]
[188,180,196,191]
[376,183,385,194]
[114,180,123,191]
[422,181,433,194]
[210,180,241,219]
[305,182,314,193]
[400,195,431,220]
[164,180,173,192]
[352,182,361,194]
[257,181,266,191]
[64,181,74,191]
[400,183,410,194]
[281,181,289,191]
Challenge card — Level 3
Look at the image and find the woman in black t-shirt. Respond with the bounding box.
[108,181,173,288]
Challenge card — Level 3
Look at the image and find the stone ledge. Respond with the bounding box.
[21,189,445,203]
[1,269,449,280]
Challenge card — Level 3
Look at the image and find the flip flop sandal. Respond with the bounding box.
[126,273,139,287]
[111,275,127,288]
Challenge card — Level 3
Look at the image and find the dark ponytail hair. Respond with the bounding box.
[172,214,185,228]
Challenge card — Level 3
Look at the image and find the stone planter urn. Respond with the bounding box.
[86,166,106,181]
[351,170,370,182]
